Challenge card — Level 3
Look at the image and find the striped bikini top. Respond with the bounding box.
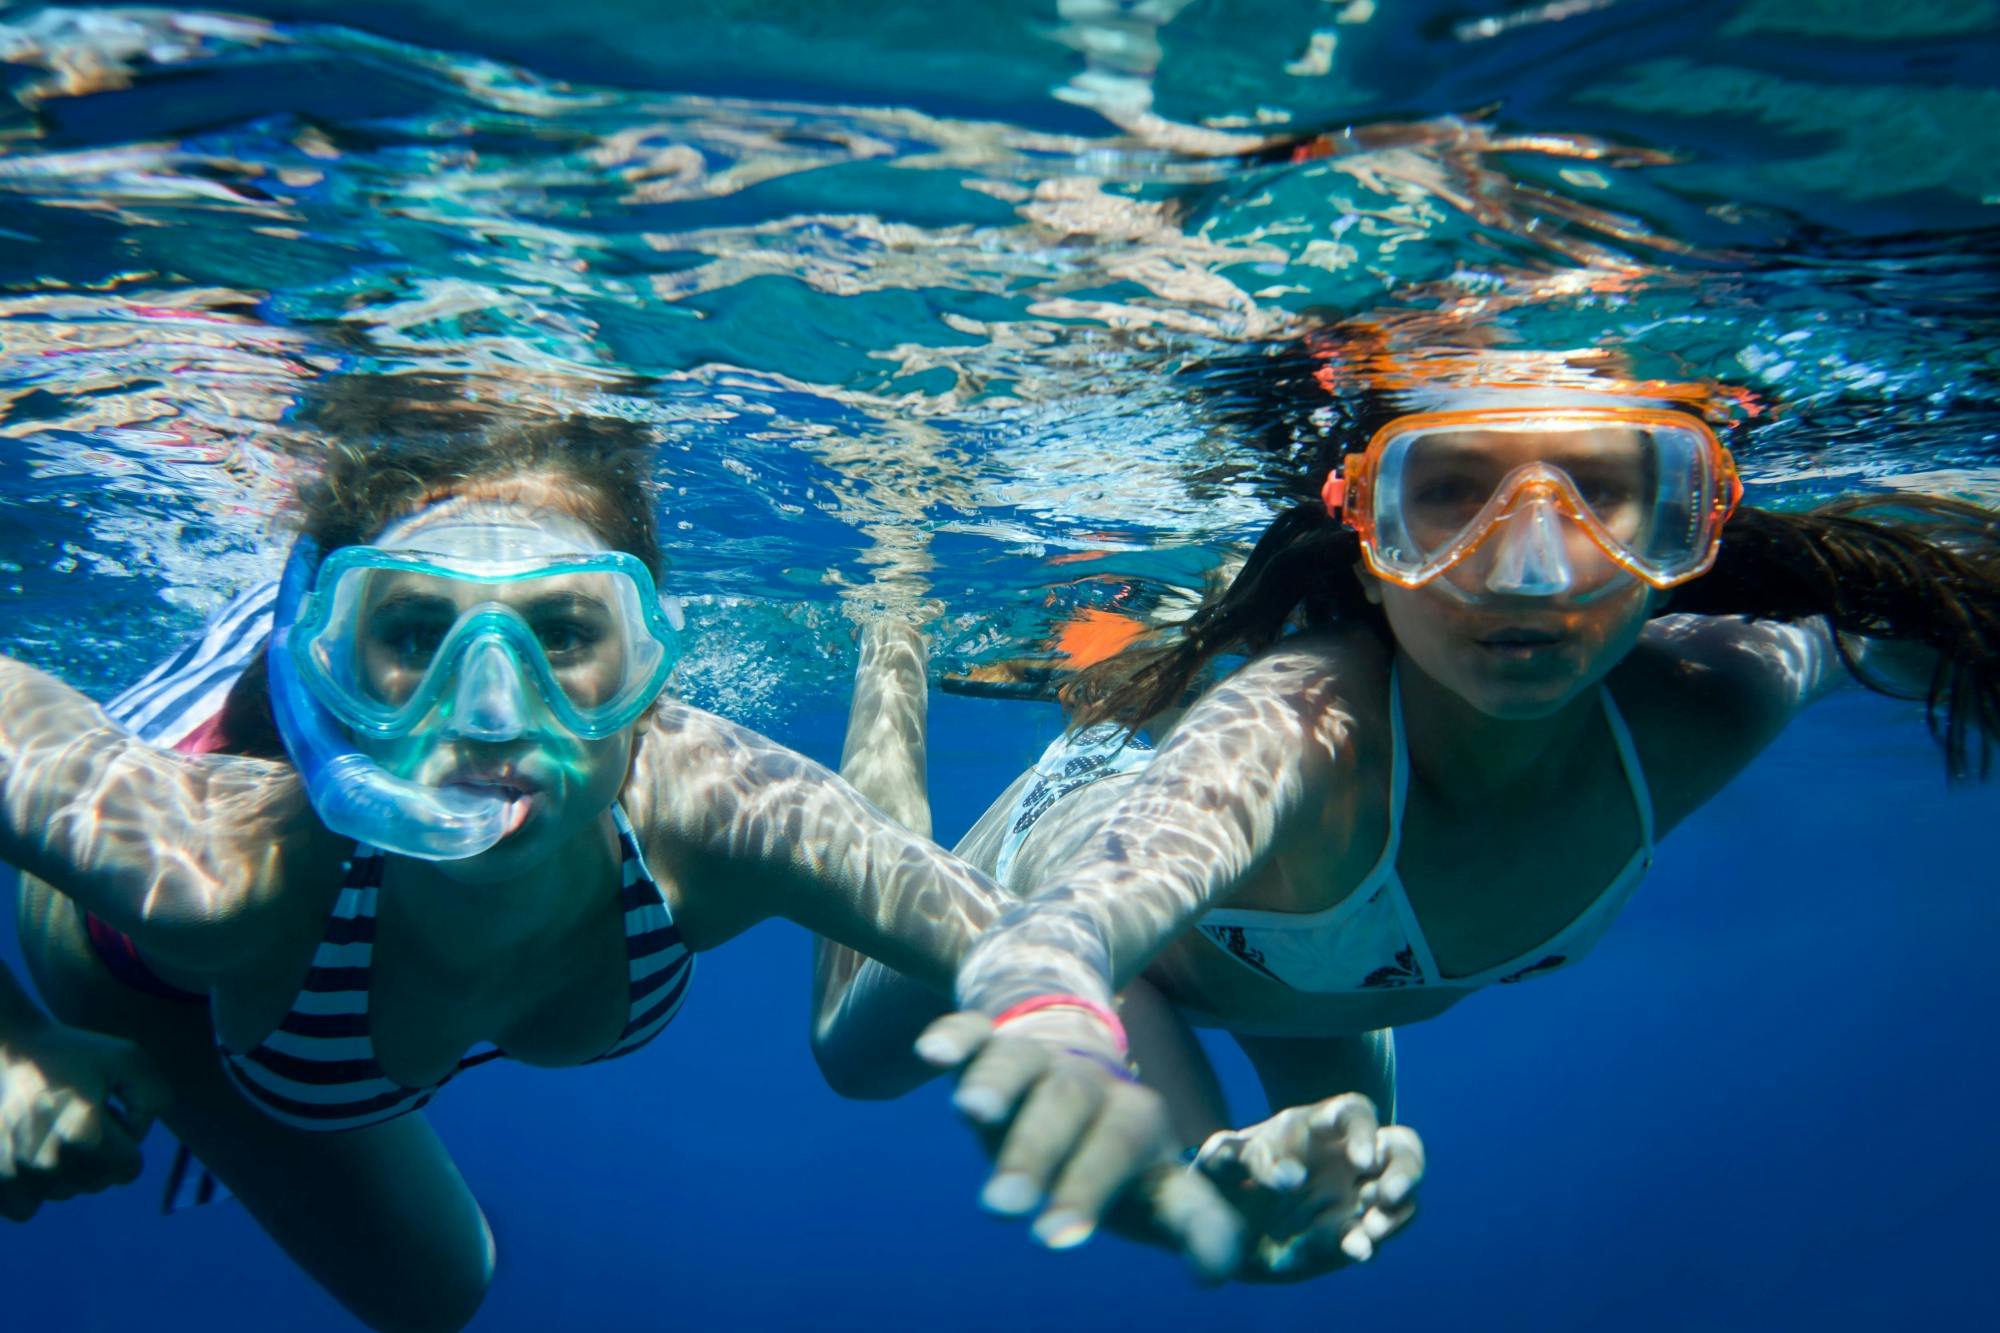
[220,805,694,1132]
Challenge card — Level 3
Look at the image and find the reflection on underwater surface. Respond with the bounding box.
[0,0,1996,1328]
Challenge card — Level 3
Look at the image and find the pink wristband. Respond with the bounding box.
[991,994,1129,1057]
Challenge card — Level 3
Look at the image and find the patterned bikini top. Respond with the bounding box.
[1196,669,1656,993]
[220,804,694,1131]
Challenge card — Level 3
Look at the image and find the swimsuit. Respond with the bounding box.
[1194,668,1655,992]
[991,723,1153,886]
[996,667,1654,993]
[82,582,693,1201]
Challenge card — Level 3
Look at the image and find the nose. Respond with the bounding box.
[1484,491,1575,597]
[445,637,532,742]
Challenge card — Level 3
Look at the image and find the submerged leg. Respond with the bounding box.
[812,613,956,1098]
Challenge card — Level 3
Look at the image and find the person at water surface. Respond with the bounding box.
[813,346,2000,1277]
[0,378,1260,1329]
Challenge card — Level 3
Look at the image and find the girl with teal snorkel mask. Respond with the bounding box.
[1,382,1249,1328]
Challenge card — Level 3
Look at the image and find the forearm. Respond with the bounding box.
[954,652,1345,1017]
[647,701,1007,989]
[1235,1029,1397,1123]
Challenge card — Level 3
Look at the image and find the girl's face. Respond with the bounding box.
[354,483,643,882]
[1376,568,1660,719]
[1369,507,1665,720]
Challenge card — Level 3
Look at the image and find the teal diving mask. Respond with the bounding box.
[290,523,682,745]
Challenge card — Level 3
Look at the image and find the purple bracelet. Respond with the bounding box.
[1063,1047,1140,1084]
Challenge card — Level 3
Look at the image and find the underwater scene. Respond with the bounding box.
[0,0,1996,1329]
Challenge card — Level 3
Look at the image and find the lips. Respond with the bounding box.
[439,772,542,837]
[1474,625,1570,661]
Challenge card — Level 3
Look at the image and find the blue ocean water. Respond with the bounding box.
[1,1,1996,1328]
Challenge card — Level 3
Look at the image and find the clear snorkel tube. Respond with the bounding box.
[269,536,511,860]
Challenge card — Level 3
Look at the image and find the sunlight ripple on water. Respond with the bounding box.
[0,2,1995,721]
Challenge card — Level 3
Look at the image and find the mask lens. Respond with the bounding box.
[1369,412,1719,588]
[298,551,675,738]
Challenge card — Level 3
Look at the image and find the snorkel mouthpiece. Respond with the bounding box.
[270,537,510,860]
[1484,494,1575,597]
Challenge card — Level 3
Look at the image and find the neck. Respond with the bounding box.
[371,811,618,980]
[1392,653,1602,810]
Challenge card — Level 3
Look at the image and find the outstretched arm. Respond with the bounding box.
[631,695,1007,988]
[0,657,304,971]
[949,639,1356,1020]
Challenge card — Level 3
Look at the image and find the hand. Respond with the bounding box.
[1194,1093,1423,1282]
[0,1020,169,1221]
[917,1010,1243,1279]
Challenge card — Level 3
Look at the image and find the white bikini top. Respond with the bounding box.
[1195,669,1656,993]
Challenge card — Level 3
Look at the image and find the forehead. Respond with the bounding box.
[374,492,609,556]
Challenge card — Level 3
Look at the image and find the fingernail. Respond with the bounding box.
[981,1173,1039,1216]
[1340,1229,1374,1263]
[1032,1210,1096,1249]
[953,1086,1005,1123]
[1269,1159,1307,1191]
[1348,1139,1378,1173]
[915,1033,962,1065]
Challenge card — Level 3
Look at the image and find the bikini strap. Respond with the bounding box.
[1386,665,1412,842]
[1598,688,1657,849]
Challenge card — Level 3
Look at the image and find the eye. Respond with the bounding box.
[1410,476,1489,510]
[370,614,451,663]
[1572,473,1639,510]
[533,617,602,656]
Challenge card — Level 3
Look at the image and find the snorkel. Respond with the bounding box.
[269,536,512,860]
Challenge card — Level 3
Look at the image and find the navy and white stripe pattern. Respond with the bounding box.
[221,805,694,1132]
[103,581,278,746]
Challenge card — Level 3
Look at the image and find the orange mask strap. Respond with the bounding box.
[1321,469,1348,519]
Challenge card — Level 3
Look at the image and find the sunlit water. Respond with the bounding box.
[1,3,1996,1330]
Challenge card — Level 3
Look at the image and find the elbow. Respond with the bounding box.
[809,1027,933,1101]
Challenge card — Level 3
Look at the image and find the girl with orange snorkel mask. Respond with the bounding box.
[813,338,2000,1279]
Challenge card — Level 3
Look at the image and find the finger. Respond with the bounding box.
[1137,1165,1245,1282]
[1239,1135,1308,1194]
[1309,1094,1382,1174]
[951,1037,1051,1128]
[1035,1085,1170,1248]
[985,1060,1107,1217]
[915,1011,994,1071]
[1359,1196,1419,1246]
[1373,1125,1425,1208]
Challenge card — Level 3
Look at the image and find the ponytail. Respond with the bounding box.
[1669,496,2000,780]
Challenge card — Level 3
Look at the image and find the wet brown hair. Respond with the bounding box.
[211,374,663,760]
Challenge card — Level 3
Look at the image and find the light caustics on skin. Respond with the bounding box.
[0,659,305,961]
[953,645,1360,1016]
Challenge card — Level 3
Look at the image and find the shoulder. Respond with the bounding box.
[1149,626,1392,819]
[1609,614,1835,830]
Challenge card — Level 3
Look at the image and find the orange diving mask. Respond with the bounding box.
[1322,407,1743,599]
